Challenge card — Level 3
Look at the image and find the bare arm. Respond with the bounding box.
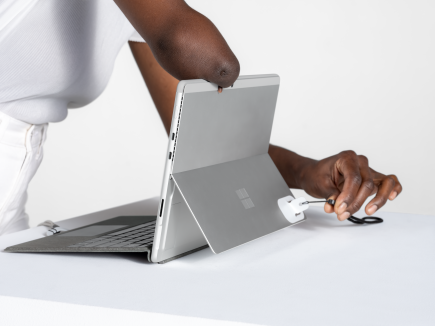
[129,42,178,134]
[131,43,402,222]
[115,0,240,88]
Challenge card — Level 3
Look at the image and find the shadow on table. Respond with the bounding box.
[295,208,370,229]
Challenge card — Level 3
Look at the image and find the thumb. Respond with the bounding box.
[324,191,340,214]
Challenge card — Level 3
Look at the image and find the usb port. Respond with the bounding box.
[159,199,164,217]
[168,152,172,160]
[172,133,175,140]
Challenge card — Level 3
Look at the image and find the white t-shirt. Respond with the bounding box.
[0,0,145,124]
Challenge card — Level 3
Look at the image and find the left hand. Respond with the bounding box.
[299,150,402,220]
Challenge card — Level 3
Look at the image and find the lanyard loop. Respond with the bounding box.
[302,199,384,225]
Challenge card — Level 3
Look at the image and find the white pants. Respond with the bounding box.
[0,111,47,235]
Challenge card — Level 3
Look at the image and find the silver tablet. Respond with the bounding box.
[151,74,304,263]
[5,74,304,263]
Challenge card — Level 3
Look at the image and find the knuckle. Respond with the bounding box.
[389,175,403,191]
[358,155,369,164]
[363,180,375,192]
[350,201,362,212]
[377,196,388,206]
[386,176,396,187]
[341,150,357,158]
[351,174,362,185]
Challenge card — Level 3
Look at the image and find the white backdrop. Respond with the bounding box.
[27,0,435,227]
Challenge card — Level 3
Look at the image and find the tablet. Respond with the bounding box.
[151,75,304,263]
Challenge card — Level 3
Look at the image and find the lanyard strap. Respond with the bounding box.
[302,199,384,225]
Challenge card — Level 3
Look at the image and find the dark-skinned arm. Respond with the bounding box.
[115,0,240,88]
[130,42,403,222]
[129,42,178,134]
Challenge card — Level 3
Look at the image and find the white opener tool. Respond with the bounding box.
[277,196,309,224]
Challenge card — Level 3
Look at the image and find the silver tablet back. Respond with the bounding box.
[152,75,301,263]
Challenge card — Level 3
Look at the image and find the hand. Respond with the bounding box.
[299,150,402,221]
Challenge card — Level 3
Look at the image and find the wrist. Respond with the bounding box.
[269,145,317,189]
[288,154,317,190]
[296,158,317,191]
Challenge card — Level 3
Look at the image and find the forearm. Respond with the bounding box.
[115,0,240,87]
[129,42,178,135]
[268,144,317,189]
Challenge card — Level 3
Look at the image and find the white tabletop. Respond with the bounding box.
[1,198,434,326]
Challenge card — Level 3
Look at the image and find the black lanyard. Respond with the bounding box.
[302,199,383,225]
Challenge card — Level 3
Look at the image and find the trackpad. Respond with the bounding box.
[59,225,127,237]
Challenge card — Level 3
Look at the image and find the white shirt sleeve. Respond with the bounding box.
[0,0,38,41]
[129,29,146,43]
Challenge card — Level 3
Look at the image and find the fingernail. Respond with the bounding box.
[339,212,350,221]
[367,205,378,215]
[390,191,397,200]
[338,203,347,214]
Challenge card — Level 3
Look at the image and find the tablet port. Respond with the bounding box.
[160,199,164,217]
[168,152,172,160]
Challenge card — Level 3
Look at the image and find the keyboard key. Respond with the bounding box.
[107,222,155,236]
[67,221,156,248]
[133,234,154,241]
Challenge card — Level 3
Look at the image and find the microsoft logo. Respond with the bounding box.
[236,188,255,209]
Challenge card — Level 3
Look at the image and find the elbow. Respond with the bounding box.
[152,31,240,87]
[207,55,240,88]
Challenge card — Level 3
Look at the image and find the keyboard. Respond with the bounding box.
[68,221,155,248]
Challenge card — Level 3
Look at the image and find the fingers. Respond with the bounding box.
[387,174,403,200]
[303,149,402,220]
[365,172,403,215]
[334,152,367,220]
[218,86,223,93]
[324,192,340,214]
[339,155,374,220]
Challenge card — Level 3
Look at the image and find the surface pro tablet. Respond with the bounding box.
[152,74,305,263]
[5,75,305,263]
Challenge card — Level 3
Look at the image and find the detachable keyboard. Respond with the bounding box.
[68,221,155,249]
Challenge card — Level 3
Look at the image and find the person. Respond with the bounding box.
[0,0,402,235]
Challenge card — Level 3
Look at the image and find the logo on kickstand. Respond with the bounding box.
[236,188,255,209]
